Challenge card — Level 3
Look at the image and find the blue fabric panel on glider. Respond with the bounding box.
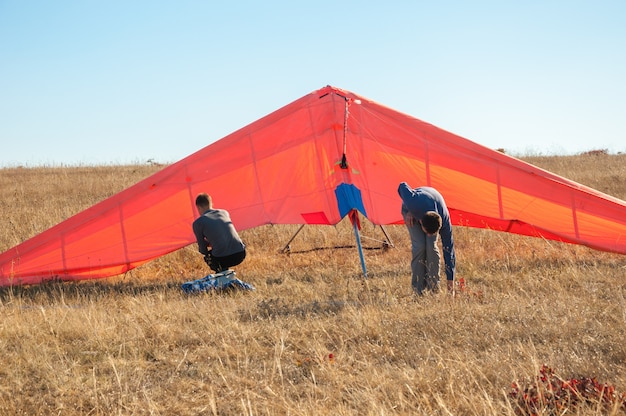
[181,270,255,293]
[334,183,368,219]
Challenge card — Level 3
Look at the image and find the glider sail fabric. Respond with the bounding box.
[1,85,625,285]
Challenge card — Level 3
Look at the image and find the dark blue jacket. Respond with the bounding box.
[398,183,456,281]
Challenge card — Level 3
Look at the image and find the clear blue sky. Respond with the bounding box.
[1,1,625,167]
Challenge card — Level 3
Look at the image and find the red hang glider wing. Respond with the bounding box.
[1,85,625,286]
[339,88,626,253]
[0,88,351,285]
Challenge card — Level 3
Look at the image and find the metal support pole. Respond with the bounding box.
[350,212,368,278]
[379,225,395,248]
[281,224,305,253]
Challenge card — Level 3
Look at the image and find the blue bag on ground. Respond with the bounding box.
[181,270,255,293]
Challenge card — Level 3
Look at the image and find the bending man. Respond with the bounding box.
[398,182,456,294]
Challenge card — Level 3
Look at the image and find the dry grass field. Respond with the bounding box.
[0,153,625,415]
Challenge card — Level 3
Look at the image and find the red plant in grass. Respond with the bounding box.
[510,364,626,415]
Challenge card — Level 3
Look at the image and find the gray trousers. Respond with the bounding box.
[404,213,441,294]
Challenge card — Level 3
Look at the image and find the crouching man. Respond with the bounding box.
[192,193,246,273]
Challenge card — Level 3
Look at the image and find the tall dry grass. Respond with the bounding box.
[0,154,625,415]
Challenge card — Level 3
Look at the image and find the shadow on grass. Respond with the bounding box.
[239,297,348,322]
[0,278,184,305]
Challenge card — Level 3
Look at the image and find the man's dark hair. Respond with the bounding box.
[195,193,211,207]
[421,211,442,234]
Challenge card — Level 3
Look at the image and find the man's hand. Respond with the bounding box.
[405,214,416,227]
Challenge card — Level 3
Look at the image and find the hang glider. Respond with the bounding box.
[1,85,625,286]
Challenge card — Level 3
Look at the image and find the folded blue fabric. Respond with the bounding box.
[181,270,255,293]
